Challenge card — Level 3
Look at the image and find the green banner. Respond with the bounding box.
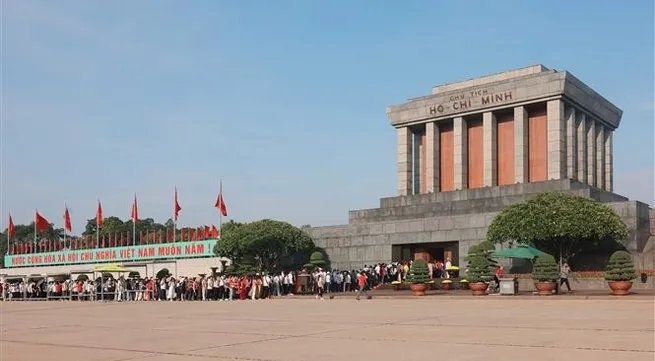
[4,240,218,268]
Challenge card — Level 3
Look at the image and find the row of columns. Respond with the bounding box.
[397,100,614,195]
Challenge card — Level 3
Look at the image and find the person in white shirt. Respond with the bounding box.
[201,277,208,301]
[344,272,351,293]
[263,274,270,299]
[273,275,281,296]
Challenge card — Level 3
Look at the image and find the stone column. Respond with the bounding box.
[565,106,577,180]
[425,122,440,192]
[413,132,421,194]
[547,100,566,180]
[586,119,597,186]
[397,127,413,196]
[483,112,497,187]
[605,131,613,192]
[596,124,605,189]
[576,112,587,183]
[453,117,468,190]
[514,106,529,183]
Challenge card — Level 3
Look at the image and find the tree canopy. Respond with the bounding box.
[214,219,315,273]
[486,192,629,262]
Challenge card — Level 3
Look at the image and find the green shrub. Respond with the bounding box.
[156,268,170,280]
[407,259,430,284]
[531,254,558,282]
[309,251,326,267]
[604,250,637,282]
[468,244,482,256]
[478,241,496,254]
[466,253,494,283]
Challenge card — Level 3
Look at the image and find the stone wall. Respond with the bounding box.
[307,180,653,271]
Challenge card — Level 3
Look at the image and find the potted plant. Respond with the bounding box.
[459,279,469,289]
[391,280,402,291]
[604,250,637,296]
[531,254,558,295]
[466,245,494,296]
[445,265,460,278]
[441,279,453,291]
[407,259,430,296]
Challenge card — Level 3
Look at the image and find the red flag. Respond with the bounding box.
[131,194,139,224]
[8,215,16,238]
[174,188,182,221]
[139,231,144,245]
[211,225,218,238]
[96,201,103,229]
[159,231,164,244]
[35,211,50,232]
[204,225,210,239]
[166,229,172,242]
[198,227,203,240]
[214,181,228,217]
[64,206,72,233]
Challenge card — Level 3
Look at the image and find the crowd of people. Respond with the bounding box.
[0,258,459,302]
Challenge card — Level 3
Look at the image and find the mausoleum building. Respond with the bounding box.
[307,65,654,270]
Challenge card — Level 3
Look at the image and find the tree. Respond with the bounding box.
[486,192,629,263]
[214,219,315,273]
[83,216,169,237]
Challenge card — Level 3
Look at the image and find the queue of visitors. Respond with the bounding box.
[0,258,459,302]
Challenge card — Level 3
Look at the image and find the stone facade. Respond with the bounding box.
[307,180,652,270]
[307,65,653,271]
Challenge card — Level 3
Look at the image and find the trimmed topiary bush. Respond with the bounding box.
[478,241,496,254]
[467,253,494,283]
[604,251,637,282]
[531,254,559,282]
[309,251,326,267]
[407,259,430,284]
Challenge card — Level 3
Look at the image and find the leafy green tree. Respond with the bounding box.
[486,192,629,263]
[214,219,315,273]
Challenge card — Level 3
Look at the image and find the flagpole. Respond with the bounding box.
[6,214,10,255]
[133,193,137,246]
[33,211,37,251]
[219,181,222,237]
[96,199,100,248]
[63,204,67,249]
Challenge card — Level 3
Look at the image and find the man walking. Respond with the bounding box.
[560,262,572,293]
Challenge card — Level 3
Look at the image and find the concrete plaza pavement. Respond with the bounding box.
[0,297,653,361]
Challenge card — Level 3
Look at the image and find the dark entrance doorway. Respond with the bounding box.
[392,241,459,265]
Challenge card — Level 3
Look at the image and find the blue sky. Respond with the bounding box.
[2,1,654,233]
